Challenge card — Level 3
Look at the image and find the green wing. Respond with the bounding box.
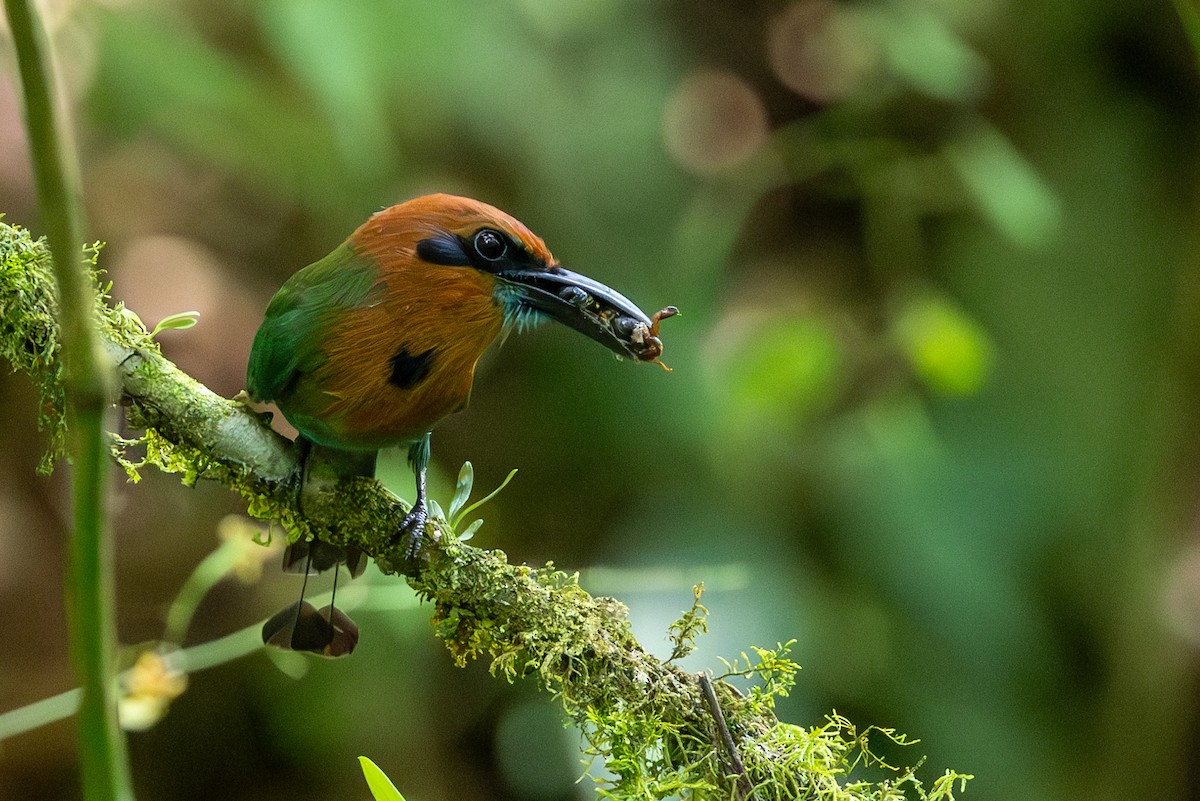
[246,242,380,403]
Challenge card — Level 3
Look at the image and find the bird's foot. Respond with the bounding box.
[397,501,431,561]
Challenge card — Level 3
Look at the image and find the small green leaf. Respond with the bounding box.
[449,461,474,520]
[150,311,200,338]
[451,468,517,530]
[358,756,406,801]
[718,316,844,427]
[427,498,445,523]
[459,519,483,542]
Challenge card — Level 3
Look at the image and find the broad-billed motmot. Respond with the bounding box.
[247,194,674,656]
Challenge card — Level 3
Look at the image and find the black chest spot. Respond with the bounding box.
[389,347,437,390]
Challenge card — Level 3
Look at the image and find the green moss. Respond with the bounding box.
[667,583,710,663]
[0,220,68,472]
[129,425,303,536]
[0,220,164,472]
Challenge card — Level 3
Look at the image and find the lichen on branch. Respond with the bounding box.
[0,219,971,801]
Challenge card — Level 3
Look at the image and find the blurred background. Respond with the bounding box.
[2,0,1199,799]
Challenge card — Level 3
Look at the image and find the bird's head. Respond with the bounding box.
[352,194,667,362]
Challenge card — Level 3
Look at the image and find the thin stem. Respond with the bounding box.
[162,539,252,645]
[2,2,128,800]
[0,687,82,742]
[0,627,263,742]
[699,673,751,799]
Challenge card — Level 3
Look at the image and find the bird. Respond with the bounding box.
[246,193,674,656]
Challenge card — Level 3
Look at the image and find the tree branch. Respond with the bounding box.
[0,219,971,801]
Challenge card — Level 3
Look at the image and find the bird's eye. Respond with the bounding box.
[473,229,507,261]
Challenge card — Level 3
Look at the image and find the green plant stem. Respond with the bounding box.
[2,2,129,800]
[162,539,251,645]
[0,627,263,742]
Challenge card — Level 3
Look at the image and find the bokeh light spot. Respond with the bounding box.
[663,69,769,176]
[706,305,845,432]
[766,0,876,104]
[892,293,992,396]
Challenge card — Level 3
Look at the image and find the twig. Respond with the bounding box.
[700,673,753,799]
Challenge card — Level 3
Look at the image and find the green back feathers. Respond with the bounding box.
[246,242,380,403]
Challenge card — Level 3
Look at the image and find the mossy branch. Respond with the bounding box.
[0,220,971,801]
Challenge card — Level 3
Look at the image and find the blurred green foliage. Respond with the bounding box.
[1,0,1199,800]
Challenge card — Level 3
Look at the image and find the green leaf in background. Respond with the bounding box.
[892,293,993,396]
[91,7,360,217]
[876,1,989,100]
[257,0,398,177]
[358,756,406,801]
[946,122,1062,248]
[715,313,845,429]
